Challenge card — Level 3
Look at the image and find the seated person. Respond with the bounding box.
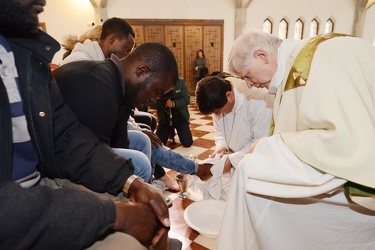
[60,17,135,66]
[61,24,102,60]
[60,20,196,189]
[0,2,168,249]
[53,43,212,188]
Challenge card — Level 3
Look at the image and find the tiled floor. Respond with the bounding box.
[149,97,218,250]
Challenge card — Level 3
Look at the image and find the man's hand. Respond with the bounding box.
[210,147,227,158]
[142,129,162,149]
[127,178,170,248]
[114,201,163,248]
[165,99,173,108]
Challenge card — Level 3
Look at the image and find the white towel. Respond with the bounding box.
[189,155,234,201]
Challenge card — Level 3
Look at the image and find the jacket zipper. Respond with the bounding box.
[26,57,46,173]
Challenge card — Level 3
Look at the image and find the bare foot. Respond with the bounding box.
[159,174,180,191]
[195,164,213,181]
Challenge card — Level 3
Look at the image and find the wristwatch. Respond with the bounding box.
[122,175,141,198]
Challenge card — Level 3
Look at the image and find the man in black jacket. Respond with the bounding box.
[53,42,177,153]
[0,0,171,249]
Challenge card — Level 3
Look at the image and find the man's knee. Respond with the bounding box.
[86,232,147,250]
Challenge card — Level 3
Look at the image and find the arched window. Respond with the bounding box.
[278,18,288,39]
[325,18,334,33]
[263,18,273,34]
[309,18,319,37]
[294,18,304,39]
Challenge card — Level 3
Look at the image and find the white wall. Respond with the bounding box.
[363,4,375,46]
[39,0,95,64]
[108,0,236,71]
[246,0,355,39]
[38,0,373,68]
[39,0,236,69]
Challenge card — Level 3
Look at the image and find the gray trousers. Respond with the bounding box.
[40,178,147,250]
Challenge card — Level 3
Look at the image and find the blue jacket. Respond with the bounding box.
[0,31,132,249]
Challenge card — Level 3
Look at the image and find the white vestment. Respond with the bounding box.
[212,78,273,168]
[190,79,273,201]
[216,36,375,249]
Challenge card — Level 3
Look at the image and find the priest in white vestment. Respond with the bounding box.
[215,31,375,250]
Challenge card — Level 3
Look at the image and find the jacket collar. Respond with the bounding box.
[7,30,60,63]
[110,54,125,96]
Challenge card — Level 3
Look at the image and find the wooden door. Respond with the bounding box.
[184,26,203,95]
[125,19,223,95]
[203,26,222,77]
[165,26,185,80]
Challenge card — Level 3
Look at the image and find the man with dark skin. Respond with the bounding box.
[0,0,170,249]
[60,17,136,65]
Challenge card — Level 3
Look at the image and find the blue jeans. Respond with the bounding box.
[128,130,197,176]
[150,144,197,174]
[128,130,152,161]
[112,147,152,183]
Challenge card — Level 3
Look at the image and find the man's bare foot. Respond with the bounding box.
[159,174,180,191]
[195,164,213,181]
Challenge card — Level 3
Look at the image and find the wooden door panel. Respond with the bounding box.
[165,26,185,80]
[144,25,164,43]
[125,19,223,96]
[185,26,203,95]
[203,26,222,76]
[131,25,145,48]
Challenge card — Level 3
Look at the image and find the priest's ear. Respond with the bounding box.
[253,49,269,63]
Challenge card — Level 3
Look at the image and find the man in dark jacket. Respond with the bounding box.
[53,42,178,151]
[53,41,182,184]
[0,0,170,249]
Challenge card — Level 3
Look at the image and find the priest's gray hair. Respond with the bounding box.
[228,30,282,77]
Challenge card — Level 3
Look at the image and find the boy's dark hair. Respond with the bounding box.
[195,76,232,115]
[100,17,135,40]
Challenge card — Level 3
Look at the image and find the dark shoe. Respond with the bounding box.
[168,237,182,250]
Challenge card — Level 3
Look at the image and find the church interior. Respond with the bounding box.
[37,0,375,249]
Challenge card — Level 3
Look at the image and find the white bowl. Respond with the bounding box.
[183,199,226,238]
